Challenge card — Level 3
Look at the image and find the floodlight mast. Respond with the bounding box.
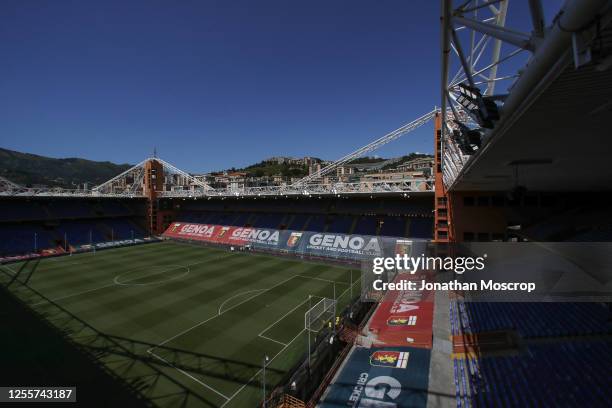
[440,0,608,190]
[292,109,439,187]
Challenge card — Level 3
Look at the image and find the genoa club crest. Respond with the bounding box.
[218,227,230,237]
[370,350,409,369]
[171,223,181,232]
[287,232,303,248]
[387,315,417,326]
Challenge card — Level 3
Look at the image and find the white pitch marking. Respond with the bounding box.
[113,265,190,286]
[148,350,230,400]
[30,253,232,306]
[258,297,310,338]
[296,274,349,285]
[258,334,287,346]
[151,274,299,349]
[0,264,17,275]
[217,289,266,315]
[220,328,307,408]
[31,283,117,306]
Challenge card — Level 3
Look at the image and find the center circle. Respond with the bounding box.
[114,265,190,286]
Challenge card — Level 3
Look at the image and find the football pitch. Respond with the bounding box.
[2,241,361,407]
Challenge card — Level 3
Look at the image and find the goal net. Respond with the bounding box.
[304,297,336,333]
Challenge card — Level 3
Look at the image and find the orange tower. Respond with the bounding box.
[433,113,452,242]
[144,159,164,234]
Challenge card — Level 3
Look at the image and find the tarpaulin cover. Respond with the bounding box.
[318,346,430,408]
[368,273,435,348]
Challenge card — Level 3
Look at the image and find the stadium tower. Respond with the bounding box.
[433,112,451,242]
[144,159,164,234]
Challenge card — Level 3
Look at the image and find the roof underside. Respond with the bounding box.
[451,26,612,192]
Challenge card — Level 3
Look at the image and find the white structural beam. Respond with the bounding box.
[0,176,22,191]
[92,159,149,193]
[292,109,439,186]
[441,0,611,190]
[528,0,546,38]
[154,157,213,191]
[486,0,508,95]
[452,15,534,50]
[0,179,433,198]
[158,178,433,198]
[92,157,214,194]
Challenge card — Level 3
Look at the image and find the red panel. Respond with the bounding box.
[211,225,237,245]
[369,273,434,349]
[162,223,248,246]
[162,222,218,242]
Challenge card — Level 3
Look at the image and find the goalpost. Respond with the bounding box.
[304,296,336,367]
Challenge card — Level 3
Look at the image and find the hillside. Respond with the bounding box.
[223,153,432,178]
[0,148,132,188]
[231,160,309,178]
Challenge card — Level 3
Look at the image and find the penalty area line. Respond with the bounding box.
[257,296,311,345]
[295,274,350,286]
[148,349,230,401]
[258,334,287,346]
[151,274,299,351]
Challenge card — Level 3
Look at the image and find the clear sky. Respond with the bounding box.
[0,1,560,173]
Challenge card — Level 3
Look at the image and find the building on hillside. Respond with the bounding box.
[397,157,434,173]
[309,162,322,176]
[266,156,318,166]
[272,174,284,185]
[227,172,247,190]
[336,165,354,177]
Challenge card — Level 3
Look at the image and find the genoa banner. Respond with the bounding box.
[162,222,425,261]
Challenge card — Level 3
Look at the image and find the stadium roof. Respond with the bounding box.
[453,38,612,191]
[442,0,612,192]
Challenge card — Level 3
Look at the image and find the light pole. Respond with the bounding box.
[262,355,269,407]
[307,295,312,368]
[333,282,336,336]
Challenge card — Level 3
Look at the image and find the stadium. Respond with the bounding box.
[1,1,612,407]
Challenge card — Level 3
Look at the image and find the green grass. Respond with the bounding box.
[3,241,360,408]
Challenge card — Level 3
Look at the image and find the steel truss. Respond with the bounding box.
[0,117,436,198]
[92,157,213,195]
[158,178,432,198]
[292,109,439,186]
[441,0,611,189]
[0,176,22,190]
[441,0,528,188]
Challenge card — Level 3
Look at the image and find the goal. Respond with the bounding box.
[304,297,336,333]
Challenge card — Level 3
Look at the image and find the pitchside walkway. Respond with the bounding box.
[318,272,455,407]
[427,290,455,407]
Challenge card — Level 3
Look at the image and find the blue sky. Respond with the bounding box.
[0,1,561,173]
